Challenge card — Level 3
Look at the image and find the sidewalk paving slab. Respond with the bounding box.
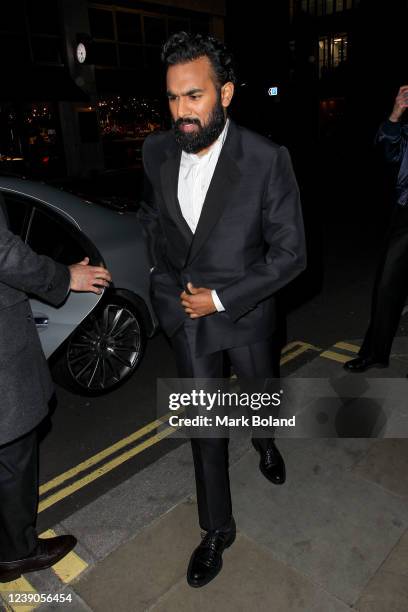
[351,439,408,498]
[355,530,408,612]
[149,531,351,612]
[229,441,408,606]
[73,499,351,612]
[73,498,200,612]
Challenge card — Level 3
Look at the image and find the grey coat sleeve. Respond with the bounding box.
[0,203,70,306]
[217,146,307,322]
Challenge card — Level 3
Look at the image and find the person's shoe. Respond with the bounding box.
[0,536,77,583]
[343,356,388,373]
[252,439,286,485]
[187,518,236,588]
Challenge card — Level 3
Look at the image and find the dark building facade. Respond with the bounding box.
[289,0,408,148]
[225,0,291,145]
[0,0,226,178]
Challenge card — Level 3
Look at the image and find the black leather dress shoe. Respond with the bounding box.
[187,518,236,588]
[0,536,77,583]
[343,356,388,373]
[252,439,286,485]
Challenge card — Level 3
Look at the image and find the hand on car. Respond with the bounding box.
[180,282,217,318]
[390,85,408,122]
[69,257,112,294]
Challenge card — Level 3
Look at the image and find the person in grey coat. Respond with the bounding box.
[0,199,111,583]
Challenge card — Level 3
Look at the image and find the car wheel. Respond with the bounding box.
[53,296,146,395]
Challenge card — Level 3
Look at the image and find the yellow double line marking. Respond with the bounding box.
[40,529,88,583]
[39,412,176,513]
[0,576,37,612]
[280,340,321,365]
[320,341,360,364]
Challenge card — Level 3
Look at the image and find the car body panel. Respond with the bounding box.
[31,293,102,358]
[0,177,158,359]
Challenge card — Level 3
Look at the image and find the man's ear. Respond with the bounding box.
[221,82,234,108]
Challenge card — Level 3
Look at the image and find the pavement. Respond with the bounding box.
[1,336,408,612]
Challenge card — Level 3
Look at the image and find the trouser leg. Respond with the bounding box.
[0,429,38,562]
[190,436,232,531]
[227,333,281,452]
[360,210,408,361]
[170,320,231,531]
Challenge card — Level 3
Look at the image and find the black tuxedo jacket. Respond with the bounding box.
[138,120,306,357]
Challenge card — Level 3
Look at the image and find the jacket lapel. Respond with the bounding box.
[186,120,242,265]
[160,145,193,245]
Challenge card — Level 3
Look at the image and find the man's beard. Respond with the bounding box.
[172,97,226,154]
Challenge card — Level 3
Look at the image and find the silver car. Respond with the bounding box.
[0,177,158,395]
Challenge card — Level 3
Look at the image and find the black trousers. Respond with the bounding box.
[171,319,280,531]
[360,205,408,362]
[0,429,38,562]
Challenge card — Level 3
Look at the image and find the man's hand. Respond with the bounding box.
[180,282,217,318]
[390,85,408,122]
[69,257,112,294]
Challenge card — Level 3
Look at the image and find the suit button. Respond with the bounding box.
[47,283,54,290]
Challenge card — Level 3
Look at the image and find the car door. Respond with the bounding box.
[1,191,103,358]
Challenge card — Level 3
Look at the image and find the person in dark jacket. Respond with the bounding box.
[0,198,112,583]
[345,85,408,372]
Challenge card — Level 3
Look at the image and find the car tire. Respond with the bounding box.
[52,295,146,396]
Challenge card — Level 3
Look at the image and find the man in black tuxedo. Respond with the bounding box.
[138,32,306,587]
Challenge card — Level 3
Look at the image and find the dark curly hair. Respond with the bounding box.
[161,31,237,88]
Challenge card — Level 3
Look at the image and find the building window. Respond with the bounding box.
[319,32,348,77]
[116,12,142,43]
[319,37,329,75]
[332,33,348,66]
[0,0,63,66]
[88,9,115,39]
[96,96,163,169]
[27,0,60,36]
[27,0,63,65]
[31,37,63,65]
[88,4,209,70]
[168,18,190,35]
[118,45,144,69]
[92,42,118,67]
[296,0,360,16]
[0,102,64,178]
[143,16,166,45]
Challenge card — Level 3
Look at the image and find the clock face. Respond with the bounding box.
[76,42,86,64]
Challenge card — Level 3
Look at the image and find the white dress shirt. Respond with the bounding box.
[177,119,229,312]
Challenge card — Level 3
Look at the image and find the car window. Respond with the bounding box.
[27,207,93,266]
[0,191,31,237]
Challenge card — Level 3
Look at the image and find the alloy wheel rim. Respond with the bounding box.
[66,303,142,391]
